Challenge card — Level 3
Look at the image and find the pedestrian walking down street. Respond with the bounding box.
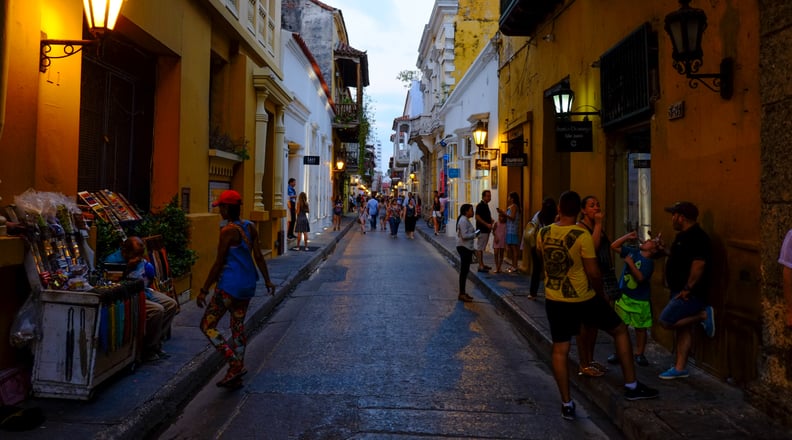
[367,194,379,231]
[379,196,387,231]
[432,191,442,235]
[294,192,310,251]
[332,195,343,231]
[404,195,418,239]
[475,190,494,272]
[456,203,477,302]
[357,197,368,234]
[657,201,715,380]
[387,198,403,238]
[197,190,276,389]
[537,191,658,420]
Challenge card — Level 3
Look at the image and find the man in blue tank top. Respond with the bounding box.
[197,190,276,388]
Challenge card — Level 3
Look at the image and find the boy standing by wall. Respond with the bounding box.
[609,231,664,366]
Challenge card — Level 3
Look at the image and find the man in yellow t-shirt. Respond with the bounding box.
[536,191,658,421]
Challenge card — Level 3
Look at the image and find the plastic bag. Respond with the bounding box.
[9,295,42,348]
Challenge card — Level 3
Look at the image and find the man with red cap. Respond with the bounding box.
[657,201,715,380]
[197,190,276,388]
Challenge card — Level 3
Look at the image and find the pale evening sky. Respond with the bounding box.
[327,0,435,171]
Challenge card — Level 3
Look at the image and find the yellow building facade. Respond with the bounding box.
[0,0,290,302]
[498,0,778,411]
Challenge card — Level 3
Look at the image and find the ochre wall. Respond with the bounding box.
[452,0,499,88]
[499,0,762,384]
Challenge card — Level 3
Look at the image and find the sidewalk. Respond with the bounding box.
[13,216,360,440]
[416,223,792,440]
[12,215,791,439]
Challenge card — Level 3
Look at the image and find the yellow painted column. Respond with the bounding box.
[254,90,269,211]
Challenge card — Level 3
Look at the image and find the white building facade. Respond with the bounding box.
[282,31,335,237]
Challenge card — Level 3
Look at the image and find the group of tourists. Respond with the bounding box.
[452,188,719,420]
[353,192,422,239]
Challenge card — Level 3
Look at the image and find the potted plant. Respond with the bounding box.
[127,196,198,300]
[209,126,250,160]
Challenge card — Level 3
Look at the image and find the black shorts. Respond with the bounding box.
[545,295,623,343]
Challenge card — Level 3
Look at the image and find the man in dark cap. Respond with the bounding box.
[657,201,715,380]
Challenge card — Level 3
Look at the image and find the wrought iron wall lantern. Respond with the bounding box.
[334,149,346,172]
[40,0,125,73]
[472,120,487,148]
[664,0,733,100]
[548,80,600,120]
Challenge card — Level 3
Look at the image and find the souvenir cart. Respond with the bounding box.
[10,189,145,400]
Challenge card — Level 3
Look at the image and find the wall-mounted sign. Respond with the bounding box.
[501,152,527,167]
[555,120,593,152]
[475,159,490,170]
[668,100,685,120]
[303,155,320,165]
[448,168,460,178]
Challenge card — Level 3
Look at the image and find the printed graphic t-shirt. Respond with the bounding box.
[537,224,597,303]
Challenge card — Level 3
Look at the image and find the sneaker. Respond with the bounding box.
[634,354,649,366]
[658,366,689,380]
[702,305,715,338]
[606,353,619,364]
[561,402,576,420]
[624,382,659,400]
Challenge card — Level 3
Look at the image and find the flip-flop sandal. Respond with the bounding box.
[218,377,244,390]
[577,365,605,377]
[216,368,248,387]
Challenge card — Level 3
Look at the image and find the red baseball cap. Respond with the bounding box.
[212,189,242,207]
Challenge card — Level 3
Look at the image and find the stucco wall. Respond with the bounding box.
[755,0,792,423]
[499,0,763,389]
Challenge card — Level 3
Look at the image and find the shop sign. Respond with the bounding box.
[475,159,490,170]
[448,168,460,178]
[303,155,320,165]
[555,120,593,152]
[501,152,527,167]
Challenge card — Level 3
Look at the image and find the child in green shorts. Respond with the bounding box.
[609,231,664,366]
